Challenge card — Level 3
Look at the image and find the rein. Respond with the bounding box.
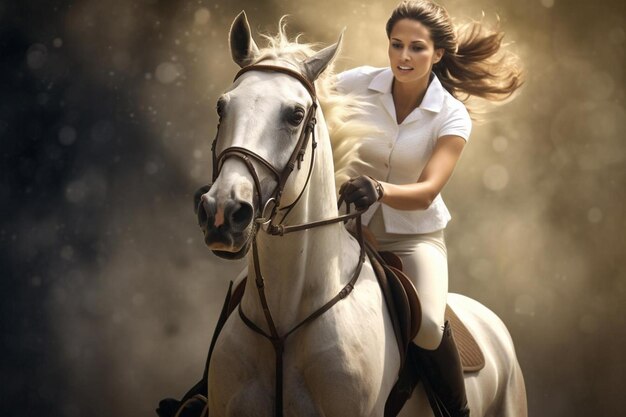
[210,64,367,417]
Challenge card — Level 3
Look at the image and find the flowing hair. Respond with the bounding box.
[386,0,524,109]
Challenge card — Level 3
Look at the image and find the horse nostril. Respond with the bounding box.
[198,195,215,229]
[194,184,212,214]
[229,202,253,232]
[198,202,209,227]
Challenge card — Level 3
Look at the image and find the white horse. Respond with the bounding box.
[196,12,527,417]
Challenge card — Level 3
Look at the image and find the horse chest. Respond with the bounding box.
[208,313,381,417]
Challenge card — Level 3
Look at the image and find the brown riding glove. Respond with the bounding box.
[339,175,384,211]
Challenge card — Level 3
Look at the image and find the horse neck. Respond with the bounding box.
[243,111,350,334]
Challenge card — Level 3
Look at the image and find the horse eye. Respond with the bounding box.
[288,107,305,126]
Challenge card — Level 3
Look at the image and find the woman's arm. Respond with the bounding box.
[379,135,467,210]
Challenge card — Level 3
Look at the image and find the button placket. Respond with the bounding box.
[384,127,401,179]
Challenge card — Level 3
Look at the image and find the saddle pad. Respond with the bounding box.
[445,305,485,372]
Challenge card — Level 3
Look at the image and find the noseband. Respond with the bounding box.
[211,64,319,232]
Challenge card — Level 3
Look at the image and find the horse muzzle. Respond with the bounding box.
[195,186,256,258]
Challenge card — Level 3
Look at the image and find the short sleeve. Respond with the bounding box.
[438,103,472,142]
[333,66,373,95]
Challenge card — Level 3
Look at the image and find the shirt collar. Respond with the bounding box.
[368,68,445,113]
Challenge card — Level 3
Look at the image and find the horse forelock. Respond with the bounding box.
[253,18,378,193]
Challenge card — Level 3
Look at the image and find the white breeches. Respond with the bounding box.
[368,209,448,350]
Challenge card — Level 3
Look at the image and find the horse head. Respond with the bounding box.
[195,11,343,259]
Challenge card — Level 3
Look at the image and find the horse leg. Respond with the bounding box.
[497,357,527,417]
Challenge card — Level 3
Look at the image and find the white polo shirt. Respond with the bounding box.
[335,66,471,234]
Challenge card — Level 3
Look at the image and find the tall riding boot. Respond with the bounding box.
[414,320,470,417]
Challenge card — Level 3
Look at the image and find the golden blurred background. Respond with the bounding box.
[1,0,624,416]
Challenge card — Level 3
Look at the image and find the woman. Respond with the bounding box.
[336,1,523,416]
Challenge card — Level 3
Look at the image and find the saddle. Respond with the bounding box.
[156,247,484,417]
[370,247,485,373]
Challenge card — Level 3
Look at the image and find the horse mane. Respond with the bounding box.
[255,18,377,192]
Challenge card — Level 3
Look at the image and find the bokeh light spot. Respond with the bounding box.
[482,165,509,191]
[492,135,508,153]
[61,245,74,261]
[155,62,183,84]
[145,161,159,175]
[53,38,63,48]
[65,180,87,203]
[112,311,127,324]
[58,125,77,145]
[587,207,603,223]
[194,8,211,25]
[26,43,48,70]
[30,276,42,287]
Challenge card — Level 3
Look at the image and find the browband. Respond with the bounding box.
[234,64,317,101]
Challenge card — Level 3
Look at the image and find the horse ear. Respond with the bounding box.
[229,11,260,68]
[301,31,344,82]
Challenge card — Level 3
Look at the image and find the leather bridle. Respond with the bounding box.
[211,64,320,232]
[207,63,367,417]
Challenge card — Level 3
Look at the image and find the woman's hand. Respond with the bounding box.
[339,175,384,211]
